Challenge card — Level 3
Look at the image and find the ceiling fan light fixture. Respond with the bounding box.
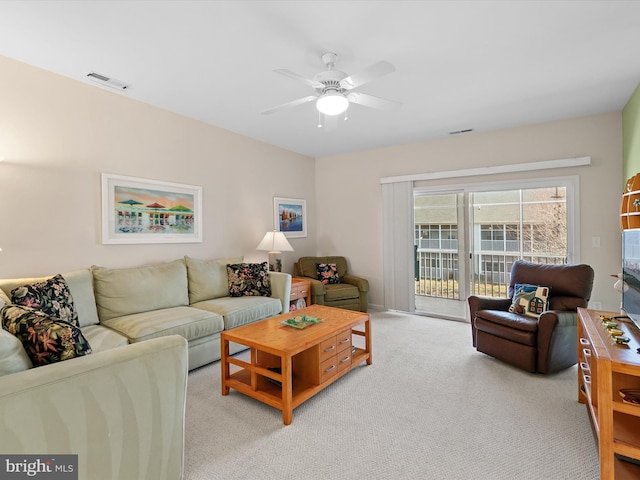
[316,91,349,116]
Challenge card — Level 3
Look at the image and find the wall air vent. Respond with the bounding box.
[86,72,130,91]
[448,128,474,135]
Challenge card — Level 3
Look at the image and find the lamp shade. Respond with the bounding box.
[256,230,293,253]
[316,91,349,116]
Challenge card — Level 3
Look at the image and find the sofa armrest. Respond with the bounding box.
[0,335,188,480]
[269,271,292,313]
[342,274,369,292]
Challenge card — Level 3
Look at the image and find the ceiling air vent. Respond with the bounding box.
[86,72,130,90]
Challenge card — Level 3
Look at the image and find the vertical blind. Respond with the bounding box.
[382,181,415,311]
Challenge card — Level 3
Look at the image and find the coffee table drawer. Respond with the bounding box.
[320,337,338,362]
[320,356,338,383]
[337,350,352,372]
[336,328,352,354]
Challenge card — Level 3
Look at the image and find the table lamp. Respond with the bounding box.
[256,230,293,272]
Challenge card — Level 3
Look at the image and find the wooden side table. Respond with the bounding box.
[290,277,312,311]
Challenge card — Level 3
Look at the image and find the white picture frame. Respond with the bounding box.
[274,197,307,238]
[101,173,203,244]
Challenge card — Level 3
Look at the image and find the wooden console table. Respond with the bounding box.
[577,307,640,479]
[220,305,371,425]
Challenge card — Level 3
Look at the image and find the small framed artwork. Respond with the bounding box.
[102,173,203,244]
[274,196,306,238]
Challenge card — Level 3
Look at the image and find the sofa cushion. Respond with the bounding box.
[317,263,340,285]
[10,274,79,326]
[81,324,129,352]
[226,262,271,297]
[62,269,100,327]
[0,289,10,308]
[324,283,360,301]
[185,255,243,303]
[0,269,100,328]
[475,309,539,333]
[0,327,32,375]
[100,306,224,344]
[1,304,92,367]
[509,284,549,317]
[92,259,189,322]
[191,296,282,330]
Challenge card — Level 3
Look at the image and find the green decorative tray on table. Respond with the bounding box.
[281,315,323,329]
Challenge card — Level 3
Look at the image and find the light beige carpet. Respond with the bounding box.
[184,310,599,479]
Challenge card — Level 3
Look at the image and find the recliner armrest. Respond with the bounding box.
[468,295,513,347]
[538,310,577,328]
[342,274,369,292]
[537,310,578,373]
[468,295,512,316]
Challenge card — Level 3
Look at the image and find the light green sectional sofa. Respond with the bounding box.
[0,335,188,480]
[0,256,290,479]
[0,256,292,375]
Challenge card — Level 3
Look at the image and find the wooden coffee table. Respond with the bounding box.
[220,304,371,425]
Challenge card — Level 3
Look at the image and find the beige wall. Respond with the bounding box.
[0,55,316,278]
[0,53,625,314]
[316,112,623,311]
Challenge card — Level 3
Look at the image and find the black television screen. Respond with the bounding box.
[622,228,640,331]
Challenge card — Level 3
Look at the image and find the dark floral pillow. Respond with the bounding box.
[11,274,79,327]
[226,262,272,297]
[1,304,92,367]
[317,263,340,285]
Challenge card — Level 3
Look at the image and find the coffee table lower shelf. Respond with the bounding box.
[220,305,371,425]
[226,348,370,410]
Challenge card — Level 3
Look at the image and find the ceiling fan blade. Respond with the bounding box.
[340,61,395,89]
[261,95,317,115]
[273,69,324,89]
[346,92,401,111]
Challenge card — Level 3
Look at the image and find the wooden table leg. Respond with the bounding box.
[221,335,230,395]
[281,354,293,425]
[365,315,372,365]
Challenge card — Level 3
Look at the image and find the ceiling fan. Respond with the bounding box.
[262,52,401,126]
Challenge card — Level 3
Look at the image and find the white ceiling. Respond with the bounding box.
[0,1,639,158]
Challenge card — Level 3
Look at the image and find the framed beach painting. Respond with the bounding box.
[274,197,306,238]
[102,173,203,244]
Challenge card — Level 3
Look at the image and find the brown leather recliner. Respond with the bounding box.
[468,260,594,374]
[293,256,369,312]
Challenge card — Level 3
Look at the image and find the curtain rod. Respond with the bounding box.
[379,156,591,185]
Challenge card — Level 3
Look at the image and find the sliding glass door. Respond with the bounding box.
[470,187,568,298]
[414,180,573,321]
[414,192,468,319]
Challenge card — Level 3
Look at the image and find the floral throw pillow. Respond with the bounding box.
[1,304,92,367]
[10,274,79,327]
[508,283,550,318]
[317,263,340,285]
[226,262,272,297]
